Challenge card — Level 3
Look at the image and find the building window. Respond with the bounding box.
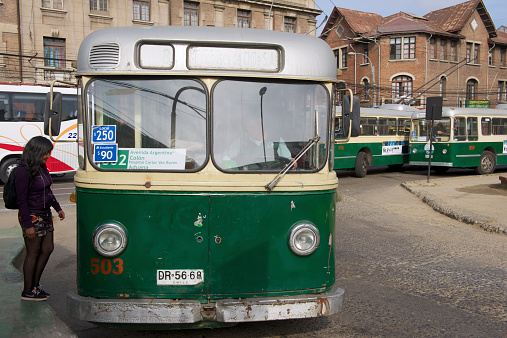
[488,50,493,66]
[500,48,506,67]
[362,78,369,100]
[466,79,478,100]
[390,38,401,59]
[133,1,149,21]
[341,47,347,68]
[450,40,458,62]
[284,17,296,33]
[334,47,348,69]
[499,81,507,101]
[363,45,369,64]
[90,0,107,12]
[429,38,436,59]
[467,42,480,64]
[390,37,415,60]
[440,39,447,60]
[440,76,446,98]
[43,37,65,68]
[336,26,343,36]
[184,2,199,26]
[42,0,63,9]
[392,75,413,99]
[237,10,250,28]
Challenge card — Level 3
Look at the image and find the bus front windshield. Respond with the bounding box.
[212,80,329,172]
[411,118,451,142]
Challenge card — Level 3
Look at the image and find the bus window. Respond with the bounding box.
[481,117,491,135]
[454,117,466,141]
[89,78,207,170]
[378,118,396,135]
[0,93,9,121]
[360,117,377,136]
[12,93,47,121]
[213,80,328,172]
[492,117,507,135]
[467,117,478,141]
[398,118,410,136]
[62,95,78,121]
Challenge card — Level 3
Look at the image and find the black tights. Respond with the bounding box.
[23,232,54,293]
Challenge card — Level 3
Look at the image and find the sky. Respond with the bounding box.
[313,0,507,36]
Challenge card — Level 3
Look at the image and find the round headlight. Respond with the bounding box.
[412,148,417,153]
[93,222,128,257]
[442,149,447,154]
[288,223,320,256]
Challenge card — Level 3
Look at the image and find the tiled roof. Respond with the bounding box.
[320,7,382,39]
[491,30,507,45]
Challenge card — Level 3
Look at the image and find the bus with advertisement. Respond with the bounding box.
[333,104,414,177]
[0,84,78,183]
[44,26,354,327]
[409,107,507,174]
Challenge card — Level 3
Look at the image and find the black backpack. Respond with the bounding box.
[3,164,32,209]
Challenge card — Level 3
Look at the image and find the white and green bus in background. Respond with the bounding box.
[409,107,507,174]
[333,104,414,177]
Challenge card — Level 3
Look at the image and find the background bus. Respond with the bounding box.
[409,107,507,174]
[53,26,345,327]
[0,84,78,183]
[334,104,414,177]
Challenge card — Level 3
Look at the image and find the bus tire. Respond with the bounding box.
[0,158,20,184]
[475,151,496,175]
[354,152,368,178]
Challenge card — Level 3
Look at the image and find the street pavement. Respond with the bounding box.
[0,173,505,337]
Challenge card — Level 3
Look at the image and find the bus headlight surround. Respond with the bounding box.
[288,222,320,256]
[93,222,128,257]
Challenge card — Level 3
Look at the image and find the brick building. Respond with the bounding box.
[0,0,321,84]
[321,0,507,108]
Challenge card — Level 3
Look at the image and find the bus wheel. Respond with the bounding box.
[475,151,496,175]
[0,158,20,184]
[354,152,368,178]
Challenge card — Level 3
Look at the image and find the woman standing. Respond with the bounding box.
[16,136,65,301]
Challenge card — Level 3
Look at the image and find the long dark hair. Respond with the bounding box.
[22,136,54,177]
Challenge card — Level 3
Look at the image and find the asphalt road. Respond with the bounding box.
[4,168,507,337]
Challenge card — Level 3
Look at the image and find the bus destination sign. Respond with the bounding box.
[188,46,279,72]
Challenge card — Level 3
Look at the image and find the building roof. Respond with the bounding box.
[424,0,496,37]
[320,7,382,39]
[491,30,507,45]
[368,12,458,38]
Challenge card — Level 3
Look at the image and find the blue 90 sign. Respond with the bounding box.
[92,125,116,143]
[94,144,118,163]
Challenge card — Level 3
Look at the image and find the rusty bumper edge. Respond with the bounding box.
[67,286,344,324]
[216,285,344,322]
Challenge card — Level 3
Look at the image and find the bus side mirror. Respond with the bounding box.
[342,95,360,137]
[44,92,62,137]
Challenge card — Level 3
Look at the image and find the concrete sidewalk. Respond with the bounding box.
[402,173,507,235]
[0,228,76,337]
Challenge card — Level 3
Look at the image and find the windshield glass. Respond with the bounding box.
[411,118,450,142]
[87,79,207,170]
[212,80,329,172]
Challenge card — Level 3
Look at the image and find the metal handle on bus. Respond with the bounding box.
[265,135,320,191]
[48,79,78,143]
[335,88,353,143]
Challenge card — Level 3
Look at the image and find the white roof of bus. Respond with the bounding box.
[336,104,415,117]
[411,107,507,119]
[77,26,337,81]
[0,84,76,95]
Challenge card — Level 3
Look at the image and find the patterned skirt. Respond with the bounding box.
[19,212,54,238]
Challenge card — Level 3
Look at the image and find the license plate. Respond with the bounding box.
[157,269,204,285]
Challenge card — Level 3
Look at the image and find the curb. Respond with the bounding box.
[0,228,77,337]
[400,182,507,236]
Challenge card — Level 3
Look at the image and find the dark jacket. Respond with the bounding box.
[15,160,62,229]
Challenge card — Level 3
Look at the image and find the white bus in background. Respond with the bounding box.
[0,84,78,183]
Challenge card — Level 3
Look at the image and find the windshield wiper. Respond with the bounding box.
[265,135,320,191]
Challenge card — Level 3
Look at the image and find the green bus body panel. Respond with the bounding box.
[334,142,409,169]
[76,188,336,299]
[410,141,507,167]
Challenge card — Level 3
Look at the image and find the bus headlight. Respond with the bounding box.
[93,222,128,257]
[412,148,417,153]
[442,149,447,154]
[288,223,320,256]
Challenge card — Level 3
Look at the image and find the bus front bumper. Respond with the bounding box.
[67,286,344,324]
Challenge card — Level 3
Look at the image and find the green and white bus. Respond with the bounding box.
[409,107,507,174]
[334,104,414,177]
[45,26,347,328]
